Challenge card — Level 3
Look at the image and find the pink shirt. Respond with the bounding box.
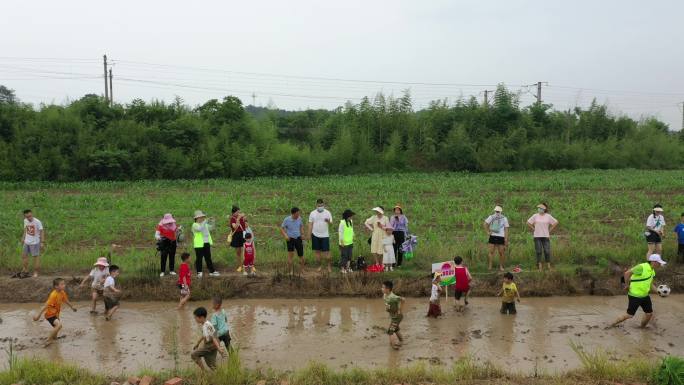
[527,213,558,238]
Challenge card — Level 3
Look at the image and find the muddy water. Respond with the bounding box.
[1,296,683,374]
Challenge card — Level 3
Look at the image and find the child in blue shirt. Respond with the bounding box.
[674,213,684,263]
[210,297,231,351]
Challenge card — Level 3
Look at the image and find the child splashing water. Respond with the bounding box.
[427,273,442,318]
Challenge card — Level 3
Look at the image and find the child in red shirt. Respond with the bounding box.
[178,252,192,309]
[453,256,472,312]
[243,233,256,277]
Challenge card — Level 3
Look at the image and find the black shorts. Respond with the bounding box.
[488,236,505,245]
[311,235,330,252]
[218,333,231,349]
[678,243,684,259]
[500,302,517,315]
[645,231,662,244]
[286,237,304,257]
[230,230,245,248]
[104,296,120,310]
[454,290,468,300]
[627,295,653,315]
[46,316,59,327]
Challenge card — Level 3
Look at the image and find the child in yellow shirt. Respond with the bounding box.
[498,272,520,315]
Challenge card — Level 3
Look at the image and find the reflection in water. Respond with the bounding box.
[0,296,682,374]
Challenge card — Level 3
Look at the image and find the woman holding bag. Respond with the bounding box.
[229,205,248,272]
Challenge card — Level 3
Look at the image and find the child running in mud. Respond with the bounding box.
[243,232,256,276]
[103,265,121,321]
[79,257,110,315]
[191,306,226,371]
[427,273,442,318]
[33,278,77,346]
[453,256,472,312]
[382,280,405,349]
[498,272,520,315]
[178,252,192,309]
[211,297,231,351]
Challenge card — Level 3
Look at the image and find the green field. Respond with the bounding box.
[1,169,683,276]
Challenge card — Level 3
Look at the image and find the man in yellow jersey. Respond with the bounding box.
[610,254,666,328]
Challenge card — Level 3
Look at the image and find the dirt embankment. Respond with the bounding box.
[1,267,682,302]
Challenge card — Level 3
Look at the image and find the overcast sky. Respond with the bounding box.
[1,0,683,129]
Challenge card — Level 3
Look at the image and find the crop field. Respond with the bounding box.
[0,169,683,276]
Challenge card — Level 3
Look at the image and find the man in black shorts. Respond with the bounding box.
[483,206,510,271]
[280,207,305,274]
[610,254,666,328]
[308,199,333,272]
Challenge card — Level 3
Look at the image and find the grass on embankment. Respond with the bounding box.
[2,347,680,385]
[1,170,684,279]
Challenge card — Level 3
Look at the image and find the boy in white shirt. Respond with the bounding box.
[103,265,121,321]
[191,307,226,371]
[21,209,44,278]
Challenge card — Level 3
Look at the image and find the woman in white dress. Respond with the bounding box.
[365,207,389,266]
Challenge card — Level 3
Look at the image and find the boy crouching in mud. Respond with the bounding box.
[382,280,405,349]
[33,278,77,346]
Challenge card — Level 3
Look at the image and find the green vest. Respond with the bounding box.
[193,223,213,248]
[629,262,655,298]
[340,220,354,246]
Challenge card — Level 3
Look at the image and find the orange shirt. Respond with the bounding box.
[44,289,68,319]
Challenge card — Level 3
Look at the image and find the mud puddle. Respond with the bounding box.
[1,296,682,374]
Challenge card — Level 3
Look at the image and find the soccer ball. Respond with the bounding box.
[657,284,671,297]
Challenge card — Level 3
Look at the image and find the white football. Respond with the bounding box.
[657,284,671,297]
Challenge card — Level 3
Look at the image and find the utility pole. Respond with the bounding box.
[536,81,542,104]
[681,102,684,131]
[483,89,495,107]
[252,92,256,106]
[103,55,109,104]
[108,68,113,106]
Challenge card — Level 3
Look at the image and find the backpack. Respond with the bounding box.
[489,215,505,233]
[356,256,367,271]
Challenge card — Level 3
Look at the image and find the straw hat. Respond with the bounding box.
[494,205,503,212]
[94,257,109,267]
[372,207,384,215]
[536,203,548,210]
[193,210,207,219]
[160,213,176,225]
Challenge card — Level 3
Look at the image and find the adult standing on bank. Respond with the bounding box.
[192,210,219,277]
[156,213,178,277]
[365,207,389,266]
[308,199,333,272]
[526,203,558,272]
[389,205,409,268]
[21,209,44,278]
[484,205,510,271]
[229,206,248,273]
[610,254,667,328]
[645,204,666,259]
[338,209,355,273]
[281,207,305,274]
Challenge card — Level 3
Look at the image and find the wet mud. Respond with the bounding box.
[1,296,682,374]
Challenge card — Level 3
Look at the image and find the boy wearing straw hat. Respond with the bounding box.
[80,257,110,315]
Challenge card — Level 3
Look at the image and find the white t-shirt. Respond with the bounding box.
[202,320,217,342]
[104,276,115,289]
[430,284,440,301]
[89,267,110,289]
[646,214,665,232]
[309,209,333,238]
[485,214,509,238]
[23,218,43,245]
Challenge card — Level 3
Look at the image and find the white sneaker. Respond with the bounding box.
[169,271,177,276]
[242,271,248,276]
[390,266,394,271]
[210,271,220,277]
[198,272,203,278]
[160,272,165,277]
